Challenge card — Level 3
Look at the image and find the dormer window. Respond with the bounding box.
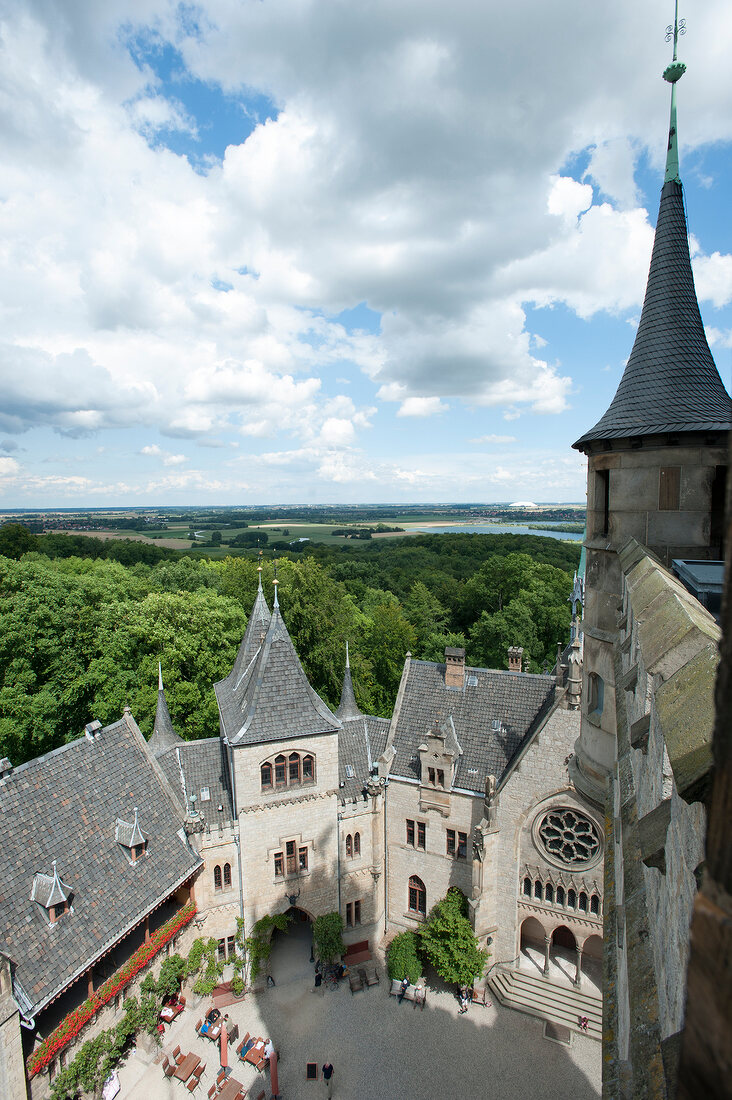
[116,808,147,864]
[31,861,73,925]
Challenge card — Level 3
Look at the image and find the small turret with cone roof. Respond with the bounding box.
[147,663,184,757]
[336,641,361,722]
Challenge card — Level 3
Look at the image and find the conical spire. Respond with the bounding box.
[229,569,272,684]
[663,0,686,185]
[148,664,184,757]
[574,6,730,451]
[336,641,361,721]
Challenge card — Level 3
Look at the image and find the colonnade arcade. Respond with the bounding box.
[518,911,602,989]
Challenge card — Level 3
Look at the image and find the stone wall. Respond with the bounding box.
[488,705,599,967]
[385,779,480,933]
[606,539,718,1098]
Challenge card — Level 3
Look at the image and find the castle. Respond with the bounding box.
[0,8,730,1100]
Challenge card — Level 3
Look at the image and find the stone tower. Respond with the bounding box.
[569,15,731,803]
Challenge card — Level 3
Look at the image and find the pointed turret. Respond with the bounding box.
[336,642,361,721]
[229,561,272,685]
[574,6,730,452]
[148,664,184,757]
[214,576,341,746]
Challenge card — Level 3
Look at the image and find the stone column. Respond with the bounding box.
[543,936,551,978]
[574,945,583,987]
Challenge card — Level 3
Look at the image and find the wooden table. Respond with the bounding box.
[216,1078,244,1100]
[244,1041,265,1066]
[174,1052,200,1082]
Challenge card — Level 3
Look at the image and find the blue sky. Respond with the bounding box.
[0,0,730,507]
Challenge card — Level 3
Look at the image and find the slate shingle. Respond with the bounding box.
[214,605,341,747]
[390,660,555,794]
[0,715,201,1015]
[574,180,731,450]
[156,738,234,825]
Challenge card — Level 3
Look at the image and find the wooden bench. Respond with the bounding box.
[389,978,426,1006]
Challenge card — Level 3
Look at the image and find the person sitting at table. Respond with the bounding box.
[263,1038,275,1060]
[206,1007,220,1024]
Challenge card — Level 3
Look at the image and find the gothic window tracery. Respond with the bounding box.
[260,751,317,791]
[535,807,602,869]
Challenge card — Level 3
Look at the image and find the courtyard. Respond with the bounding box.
[115,922,600,1100]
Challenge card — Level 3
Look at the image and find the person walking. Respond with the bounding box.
[322,1061,334,1098]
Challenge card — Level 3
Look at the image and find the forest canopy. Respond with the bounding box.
[0,530,580,765]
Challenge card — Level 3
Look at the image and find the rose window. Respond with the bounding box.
[537,808,601,868]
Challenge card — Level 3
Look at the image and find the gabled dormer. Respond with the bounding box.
[116,807,147,864]
[418,717,462,816]
[30,860,73,924]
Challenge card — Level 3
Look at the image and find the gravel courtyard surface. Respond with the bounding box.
[118,922,600,1100]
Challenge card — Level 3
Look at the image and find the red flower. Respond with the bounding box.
[28,904,196,1076]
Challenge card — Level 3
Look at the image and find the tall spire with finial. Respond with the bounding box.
[148,663,183,756]
[663,0,686,184]
[336,641,361,721]
[272,559,279,609]
[574,0,730,452]
[257,549,263,593]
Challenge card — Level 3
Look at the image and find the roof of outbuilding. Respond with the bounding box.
[156,738,234,824]
[0,713,201,1016]
[574,180,731,451]
[389,659,555,794]
[214,602,341,747]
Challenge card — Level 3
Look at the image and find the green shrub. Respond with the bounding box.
[312,912,345,964]
[418,889,488,986]
[387,931,422,983]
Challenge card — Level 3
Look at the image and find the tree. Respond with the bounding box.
[361,601,416,715]
[312,912,345,964]
[0,523,39,559]
[403,581,449,656]
[418,889,488,986]
[387,931,422,983]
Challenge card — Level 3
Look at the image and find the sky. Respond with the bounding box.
[0,0,731,508]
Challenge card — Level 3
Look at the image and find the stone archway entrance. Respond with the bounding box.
[581,933,602,994]
[550,925,577,985]
[268,907,314,988]
[518,916,547,977]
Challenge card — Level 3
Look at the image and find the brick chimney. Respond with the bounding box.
[507,646,523,672]
[444,646,466,689]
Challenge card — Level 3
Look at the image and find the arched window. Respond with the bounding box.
[590,894,600,916]
[213,865,222,891]
[346,834,353,858]
[408,876,426,915]
[545,883,554,904]
[354,832,361,856]
[302,755,315,782]
[567,888,577,909]
[579,891,588,912]
[223,863,232,888]
[556,885,565,906]
[261,762,272,789]
[534,880,542,900]
[523,877,531,896]
[289,752,300,783]
[275,755,287,786]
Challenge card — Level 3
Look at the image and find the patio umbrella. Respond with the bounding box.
[220,1022,228,1072]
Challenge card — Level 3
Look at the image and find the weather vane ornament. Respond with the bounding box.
[662,1,686,185]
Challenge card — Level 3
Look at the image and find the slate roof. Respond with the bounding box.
[148,674,184,757]
[389,659,556,794]
[156,738,234,825]
[229,582,272,684]
[0,714,201,1016]
[336,649,361,722]
[574,180,731,451]
[214,601,341,747]
[338,715,390,800]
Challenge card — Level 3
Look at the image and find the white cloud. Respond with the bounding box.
[0,0,730,502]
[140,444,187,466]
[396,397,447,418]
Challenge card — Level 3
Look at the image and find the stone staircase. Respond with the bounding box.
[488,966,602,1041]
